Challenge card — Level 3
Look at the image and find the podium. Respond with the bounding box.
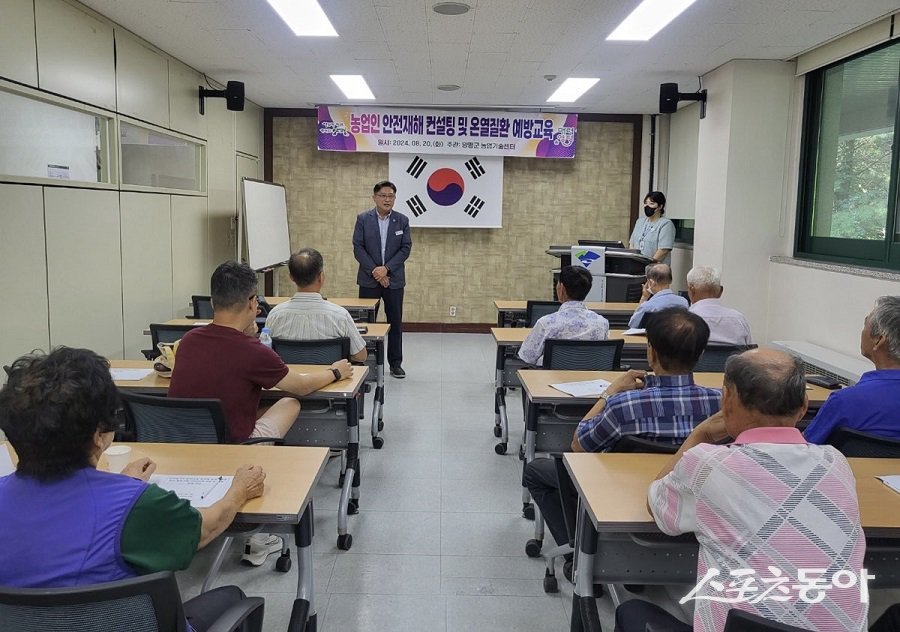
[548,244,652,302]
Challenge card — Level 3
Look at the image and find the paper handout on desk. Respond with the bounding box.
[110,368,154,381]
[622,328,646,335]
[550,379,612,398]
[877,475,900,496]
[149,474,234,508]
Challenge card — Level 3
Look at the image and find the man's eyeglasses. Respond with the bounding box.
[375,193,395,199]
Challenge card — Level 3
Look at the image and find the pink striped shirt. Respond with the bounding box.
[649,427,866,631]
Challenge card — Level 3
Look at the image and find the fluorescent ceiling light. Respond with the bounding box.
[330,75,375,100]
[546,78,599,103]
[606,0,697,41]
[267,0,338,37]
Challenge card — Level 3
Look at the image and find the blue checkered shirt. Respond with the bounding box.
[575,374,721,453]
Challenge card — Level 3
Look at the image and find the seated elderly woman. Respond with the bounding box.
[0,347,266,632]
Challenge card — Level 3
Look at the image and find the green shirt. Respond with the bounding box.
[120,484,202,574]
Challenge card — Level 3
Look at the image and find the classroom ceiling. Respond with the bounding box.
[79,0,899,114]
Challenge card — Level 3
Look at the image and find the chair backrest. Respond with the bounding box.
[693,344,757,372]
[119,391,227,444]
[826,426,900,458]
[0,571,187,632]
[526,300,561,326]
[149,324,197,348]
[724,609,811,631]
[611,435,680,454]
[271,337,350,364]
[191,295,214,318]
[542,339,624,370]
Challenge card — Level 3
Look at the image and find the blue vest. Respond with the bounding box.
[0,467,147,587]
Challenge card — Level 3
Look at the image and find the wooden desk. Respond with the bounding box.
[144,324,391,449]
[493,300,637,328]
[519,370,834,408]
[564,452,900,629]
[112,360,368,400]
[488,328,650,455]
[267,296,380,323]
[111,360,367,550]
[3,441,329,630]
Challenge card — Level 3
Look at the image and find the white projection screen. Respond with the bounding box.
[241,178,292,271]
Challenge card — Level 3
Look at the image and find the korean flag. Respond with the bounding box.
[388,153,503,228]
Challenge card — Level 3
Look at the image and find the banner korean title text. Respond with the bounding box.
[317,106,577,159]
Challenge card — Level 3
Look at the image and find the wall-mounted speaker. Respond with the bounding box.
[199,81,246,115]
[658,82,707,118]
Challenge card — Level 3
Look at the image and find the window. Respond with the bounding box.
[796,40,900,269]
[120,120,206,193]
[0,86,115,185]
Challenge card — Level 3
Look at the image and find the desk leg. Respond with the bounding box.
[572,501,601,632]
[521,399,537,519]
[337,404,360,551]
[289,501,316,632]
[370,339,385,449]
[494,346,509,455]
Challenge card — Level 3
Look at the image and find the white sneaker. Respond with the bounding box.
[241,533,283,566]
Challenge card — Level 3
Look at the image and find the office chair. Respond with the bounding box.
[694,344,757,372]
[117,391,292,581]
[611,435,680,454]
[826,426,900,458]
[191,295,214,318]
[525,300,562,327]
[724,609,812,631]
[0,571,264,632]
[142,324,198,360]
[624,282,643,303]
[271,337,350,364]
[542,339,624,371]
[119,391,229,444]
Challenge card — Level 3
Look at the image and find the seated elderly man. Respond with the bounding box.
[804,296,900,444]
[686,265,752,345]
[616,349,866,632]
[523,308,721,572]
[0,347,266,632]
[265,248,367,362]
[517,265,609,366]
[628,263,689,329]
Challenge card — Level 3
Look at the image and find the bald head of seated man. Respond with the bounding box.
[265,248,368,363]
[804,295,900,445]
[627,263,689,329]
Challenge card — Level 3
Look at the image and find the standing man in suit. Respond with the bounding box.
[353,180,412,378]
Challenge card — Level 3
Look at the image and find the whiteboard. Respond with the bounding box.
[241,178,292,271]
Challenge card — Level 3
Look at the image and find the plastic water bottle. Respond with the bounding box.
[259,327,273,348]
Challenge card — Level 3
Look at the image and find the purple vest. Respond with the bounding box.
[0,467,147,588]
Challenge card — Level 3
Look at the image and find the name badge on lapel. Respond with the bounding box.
[395,230,403,236]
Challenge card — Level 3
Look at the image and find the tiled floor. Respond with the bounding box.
[177,333,900,631]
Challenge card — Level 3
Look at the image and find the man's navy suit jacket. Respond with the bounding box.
[352,209,412,289]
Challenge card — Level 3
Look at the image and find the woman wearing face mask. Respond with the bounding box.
[628,191,675,264]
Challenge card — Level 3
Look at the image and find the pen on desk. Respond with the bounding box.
[201,476,225,499]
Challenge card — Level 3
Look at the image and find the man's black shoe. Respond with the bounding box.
[390,366,406,378]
